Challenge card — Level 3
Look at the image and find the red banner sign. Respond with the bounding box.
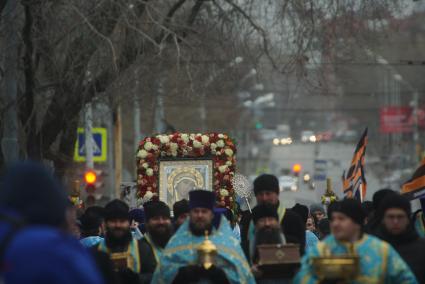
[380,106,425,133]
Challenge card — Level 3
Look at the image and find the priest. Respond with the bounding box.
[152,190,255,284]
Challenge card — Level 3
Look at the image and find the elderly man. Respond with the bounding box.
[375,194,425,283]
[152,190,255,284]
[241,174,305,259]
[294,199,418,283]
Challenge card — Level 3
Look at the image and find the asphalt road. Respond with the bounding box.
[268,142,381,208]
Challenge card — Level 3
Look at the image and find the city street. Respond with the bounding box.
[269,141,380,207]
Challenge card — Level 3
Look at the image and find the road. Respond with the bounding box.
[268,142,380,208]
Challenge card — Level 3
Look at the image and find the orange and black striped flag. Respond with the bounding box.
[402,158,425,200]
[342,128,368,201]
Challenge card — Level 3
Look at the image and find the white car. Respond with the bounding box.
[301,130,316,143]
[279,176,298,192]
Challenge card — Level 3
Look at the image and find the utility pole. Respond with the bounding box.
[114,105,122,198]
[1,0,19,164]
[84,103,94,169]
[154,79,165,133]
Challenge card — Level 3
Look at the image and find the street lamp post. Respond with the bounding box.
[200,56,243,131]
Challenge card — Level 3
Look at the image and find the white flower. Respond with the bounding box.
[170,143,178,151]
[181,134,189,143]
[182,149,189,155]
[143,191,154,202]
[152,145,159,151]
[146,168,154,176]
[193,140,203,148]
[171,150,178,157]
[159,135,170,144]
[201,135,209,144]
[189,134,196,140]
[137,150,148,159]
[226,161,232,166]
[225,149,233,157]
[217,140,225,148]
[210,143,217,150]
[220,189,229,197]
[218,134,224,138]
[144,142,153,151]
[218,165,228,173]
[142,163,149,169]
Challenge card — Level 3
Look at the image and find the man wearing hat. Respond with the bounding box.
[97,199,142,284]
[152,189,255,284]
[375,194,425,283]
[138,200,173,283]
[241,174,305,260]
[294,199,418,283]
[173,199,190,230]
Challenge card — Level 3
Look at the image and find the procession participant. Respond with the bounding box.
[172,199,189,230]
[309,203,326,222]
[292,203,319,251]
[241,174,305,259]
[317,218,330,240]
[375,194,425,283]
[138,200,173,283]
[366,188,396,234]
[294,198,418,284]
[80,206,104,248]
[250,204,295,283]
[413,197,425,238]
[0,161,104,284]
[152,190,256,284]
[97,199,141,284]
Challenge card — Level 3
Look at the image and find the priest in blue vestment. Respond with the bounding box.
[152,190,255,284]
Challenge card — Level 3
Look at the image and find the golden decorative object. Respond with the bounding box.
[312,243,360,280]
[197,230,217,270]
[321,178,338,205]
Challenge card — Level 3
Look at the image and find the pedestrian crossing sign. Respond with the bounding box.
[74,128,107,162]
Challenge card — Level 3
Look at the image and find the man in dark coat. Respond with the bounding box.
[375,194,425,284]
[240,174,305,260]
[96,199,143,284]
[138,201,173,282]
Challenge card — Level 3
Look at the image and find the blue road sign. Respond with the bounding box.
[74,128,107,162]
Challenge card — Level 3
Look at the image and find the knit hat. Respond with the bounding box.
[0,161,68,227]
[378,194,411,216]
[310,203,325,215]
[144,201,170,222]
[252,204,278,224]
[292,203,309,224]
[104,199,130,221]
[173,199,189,219]
[80,207,104,231]
[189,190,215,210]
[129,208,145,223]
[372,189,395,210]
[328,199,365,226]
[253,174,279,195]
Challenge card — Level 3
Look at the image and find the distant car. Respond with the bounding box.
[316,131,333,142]
[301,130,316,143]
[279,176,298,192]
[272,124,292,146]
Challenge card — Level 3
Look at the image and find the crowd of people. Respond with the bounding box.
[0,161,424,283]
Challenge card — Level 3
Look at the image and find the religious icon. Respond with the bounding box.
[159,159,213,206]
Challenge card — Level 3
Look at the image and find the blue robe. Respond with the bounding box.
[294,234,418,284]
[152,216,255,284]
[414,211,425,238]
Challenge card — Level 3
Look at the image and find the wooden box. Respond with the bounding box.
[257,244,301,278]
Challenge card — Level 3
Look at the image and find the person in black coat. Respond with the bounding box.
[240,174,305,261]
[375,194,425,284]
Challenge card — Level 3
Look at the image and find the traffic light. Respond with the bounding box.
[84,169,102,195]
[292,163,302,177]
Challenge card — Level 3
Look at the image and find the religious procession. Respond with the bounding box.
[2,1,425,284]
[1,128,425,284]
